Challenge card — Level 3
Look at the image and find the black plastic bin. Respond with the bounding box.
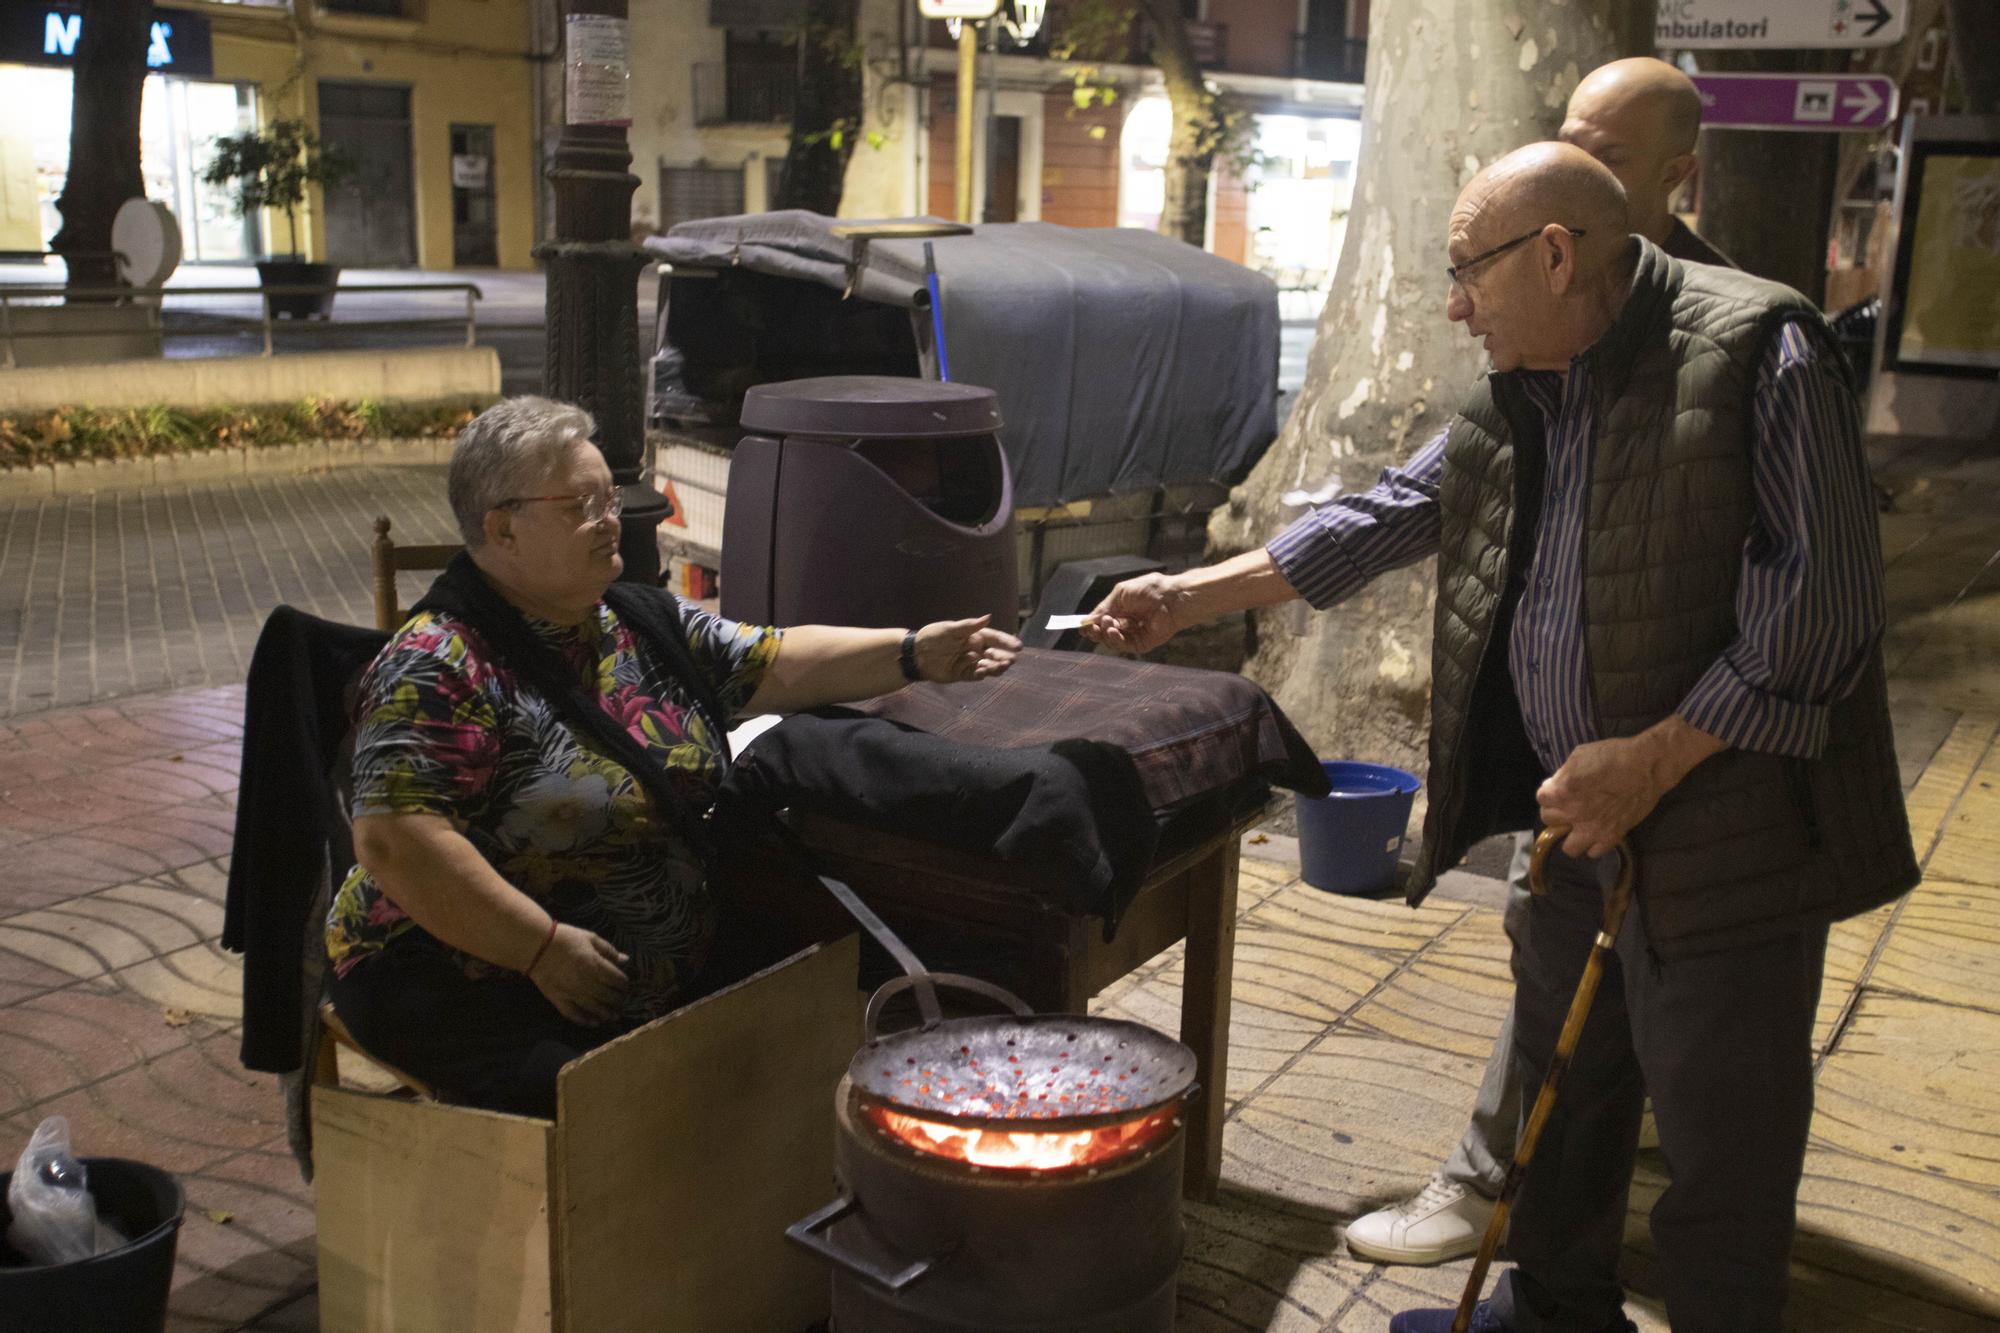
[0,1158,184,1333]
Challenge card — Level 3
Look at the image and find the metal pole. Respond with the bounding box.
[954,21,978,223]
[981,19,999,222]
[542,0,665,583]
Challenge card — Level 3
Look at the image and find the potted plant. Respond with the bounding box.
[200,118,355,320]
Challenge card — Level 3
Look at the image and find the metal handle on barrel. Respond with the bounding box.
[786,1191,940,1294]
[1451,827,1636,1333]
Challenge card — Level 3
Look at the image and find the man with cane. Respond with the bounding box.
[1083,142,1916,1331]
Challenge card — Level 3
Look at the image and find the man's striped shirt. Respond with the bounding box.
[1266,320,1883,772]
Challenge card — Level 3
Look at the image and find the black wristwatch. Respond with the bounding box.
[898,628,922,683]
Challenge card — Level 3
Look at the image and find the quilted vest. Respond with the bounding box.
[1409,238,1918,958]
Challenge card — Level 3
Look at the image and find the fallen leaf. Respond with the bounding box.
[169,754,185,762]
[1248,833,1269,845]
[205,1208,234,1225]
[162,1008,194,1028]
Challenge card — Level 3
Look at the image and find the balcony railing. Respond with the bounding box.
[692,62,797,127]
[1293,35,1368,84]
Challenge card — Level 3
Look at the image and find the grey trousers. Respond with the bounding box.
[1440,832,1536,1199]
[1484,847,1828,1333]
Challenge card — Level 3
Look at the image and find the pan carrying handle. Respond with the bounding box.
[816,874,945,1029]
[863,971,1034,1041]
[786,1191,939,1294]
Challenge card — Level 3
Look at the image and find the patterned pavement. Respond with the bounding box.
[0,440,1995,1330]
[0,466,458,718]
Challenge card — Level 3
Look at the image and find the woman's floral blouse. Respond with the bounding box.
[326,594,782,1021]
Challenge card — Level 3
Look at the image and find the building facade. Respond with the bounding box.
[0,0,540,271]
[645,0,1367,291]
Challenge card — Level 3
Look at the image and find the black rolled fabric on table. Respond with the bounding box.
[853,647,1328,811]
[721,649,1327,939]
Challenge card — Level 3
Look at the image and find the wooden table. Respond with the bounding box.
[789,807,1256,1202]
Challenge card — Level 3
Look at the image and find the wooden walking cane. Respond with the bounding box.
[1450,826,1637,1333]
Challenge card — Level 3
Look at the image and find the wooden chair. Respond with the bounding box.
[369,515,461,631]
[313,999,436,1101]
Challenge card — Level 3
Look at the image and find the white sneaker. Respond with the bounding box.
[1345,1174,1495,1265]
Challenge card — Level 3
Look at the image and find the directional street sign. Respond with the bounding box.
[1692,72,1899,131]
[1658,0,1908,49]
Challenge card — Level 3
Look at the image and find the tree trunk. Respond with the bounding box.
[1208,0,1626,781]
[773,0,862,215]
[52,0,153,294]
[1696,49,1846,306]
[1947,0,2000,112]
[1136,0,1212,247]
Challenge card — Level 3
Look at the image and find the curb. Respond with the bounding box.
[0,436,442,499]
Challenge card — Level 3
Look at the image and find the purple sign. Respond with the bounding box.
[1692,72,1898,132]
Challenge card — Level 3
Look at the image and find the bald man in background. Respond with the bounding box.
[1561,56,1733,268]
[1085,141,1912,1330]
[1342,55,1743,1273]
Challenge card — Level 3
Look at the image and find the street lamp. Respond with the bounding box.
[921,0,1002,224]
[1011,0,1047,41]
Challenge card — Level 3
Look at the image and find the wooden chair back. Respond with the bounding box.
[370,515,461,631]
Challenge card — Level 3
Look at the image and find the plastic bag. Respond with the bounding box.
[6,1116,113,1265]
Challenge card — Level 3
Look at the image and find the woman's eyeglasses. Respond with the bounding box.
[1446,226,1586,287]
[499,491,624,525]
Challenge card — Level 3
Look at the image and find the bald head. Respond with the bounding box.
[1446,143,1636,373]
[1561,57,1704,242]
[1455,142,1629,276]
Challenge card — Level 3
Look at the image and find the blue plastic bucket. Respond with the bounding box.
[1295,761,1422,895]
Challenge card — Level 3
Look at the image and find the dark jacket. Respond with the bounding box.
[1410,239,1918,957]
[223,607,388,1073]
[1662,216,1735,269]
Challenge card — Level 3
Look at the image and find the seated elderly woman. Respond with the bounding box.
[325,396,1019,1116]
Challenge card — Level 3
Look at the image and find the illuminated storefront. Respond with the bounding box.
[0,5,257,262]
[1116,94,1361,293]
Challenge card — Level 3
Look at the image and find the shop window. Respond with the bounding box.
[660,164,746,232]
[0,65,257,261]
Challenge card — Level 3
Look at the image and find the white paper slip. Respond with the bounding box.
[1043,613,1093,630]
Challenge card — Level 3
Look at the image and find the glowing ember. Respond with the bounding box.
[864,1101,1177,1171]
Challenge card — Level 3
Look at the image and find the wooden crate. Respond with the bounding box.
[312,935,861,1333]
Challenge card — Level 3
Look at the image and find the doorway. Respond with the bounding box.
[318,80,416,267]
[984,116,1021,223]
[449,123,497,267]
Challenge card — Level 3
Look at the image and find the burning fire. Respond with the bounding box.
[864,1102,1177,1172]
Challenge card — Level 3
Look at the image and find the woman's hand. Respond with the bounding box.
[915,615,1023,682]
[528,923,631,1026]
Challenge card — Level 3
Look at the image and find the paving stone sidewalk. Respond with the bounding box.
[0,466,458,718]
[0,438,1995,1330]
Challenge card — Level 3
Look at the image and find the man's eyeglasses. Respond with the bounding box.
[1446,226,1586,286]
[498,491,624,525]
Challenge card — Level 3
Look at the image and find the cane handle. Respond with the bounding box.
[1528,826,1635,900]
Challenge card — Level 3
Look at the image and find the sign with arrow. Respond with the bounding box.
[1658,0,1907,48]
[1692,72,1899,131]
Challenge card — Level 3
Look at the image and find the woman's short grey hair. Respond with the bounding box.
[447,396,597,546]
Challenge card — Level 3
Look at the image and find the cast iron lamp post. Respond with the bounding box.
[542,0,667,583]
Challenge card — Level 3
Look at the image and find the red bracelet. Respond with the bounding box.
[524,915,558,977]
